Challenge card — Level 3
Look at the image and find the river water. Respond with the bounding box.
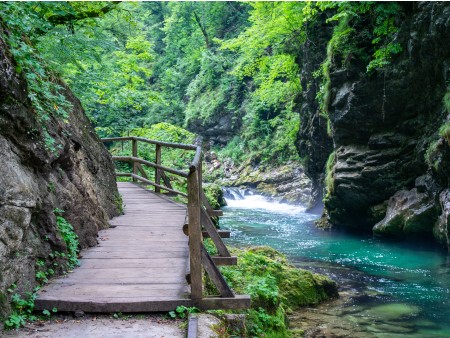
[221,189,450,337]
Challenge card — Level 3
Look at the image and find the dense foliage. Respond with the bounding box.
[0,1,405,168]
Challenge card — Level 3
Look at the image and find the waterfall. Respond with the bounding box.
[222,187,306,215]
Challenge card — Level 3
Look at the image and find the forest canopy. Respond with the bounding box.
[0,1,402,164]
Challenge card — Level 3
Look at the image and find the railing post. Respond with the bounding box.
[187,168,202,300]
[132,138,138,182]
[155,144,161,193]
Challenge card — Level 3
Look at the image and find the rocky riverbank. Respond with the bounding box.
[204,152,314,208]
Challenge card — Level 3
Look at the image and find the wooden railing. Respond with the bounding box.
[102,136,249,307]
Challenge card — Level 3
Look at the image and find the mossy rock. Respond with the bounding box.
[203,183,226,209]
[0,291,8,318]
[222,246,338,311]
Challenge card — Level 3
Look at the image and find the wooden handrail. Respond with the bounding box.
[102,136,239,302]
[102,136,197,150]
[112,156,189,178]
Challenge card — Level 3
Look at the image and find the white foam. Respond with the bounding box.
[224,193,307,216]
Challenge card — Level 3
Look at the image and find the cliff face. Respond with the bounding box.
[0,27,120,315]
[296,12,334,210]
[298,2,450,249]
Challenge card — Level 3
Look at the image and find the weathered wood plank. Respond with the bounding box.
[37,283,189,299]
[36,181,250,313]
[80,251,188,259]
[200,208,231,257]
[211,256,238,266]
[201,246,234,297]
[78,258,187,269]
[187,170,203,300]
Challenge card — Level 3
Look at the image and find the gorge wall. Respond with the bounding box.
[0,25,120,316]
[298,2,450,249]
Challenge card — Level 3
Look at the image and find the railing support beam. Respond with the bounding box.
[155,144,161,193]
[132,138,138,182]
[187,168,203,300]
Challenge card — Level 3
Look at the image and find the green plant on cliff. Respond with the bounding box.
[324,151,336,199]
[0,3,75,154]
[54,208,79,269]
[3,209,77,329]
[210,246,337,337]
[439,122,450,145]
[444,89,450,113]
[3,285,37,330]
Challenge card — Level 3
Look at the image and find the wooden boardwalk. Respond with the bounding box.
[35,182,192,312]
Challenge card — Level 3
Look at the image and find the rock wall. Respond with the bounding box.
[296,11,334,210]
[298,2,450,249]
[0,27,120,316]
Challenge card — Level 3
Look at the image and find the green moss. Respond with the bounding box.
[113,192,124,214]
[439,122,450,145]
[215,246,338,337]
[324,151,336,199]
[443,90,450,113]
[425,140,441,171]
[203,183,226,210]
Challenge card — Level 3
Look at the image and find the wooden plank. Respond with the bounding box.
[37,283,189,299]
[193,295,251,310]
[91,244,188,250]
[80,251,187,259]
[183,226,230,239]
[102,136,197,151]
[113,156,189,178]
[78,258,187,269]
[54,276,186,285]
[200,208,230,257]
[160,171,174,191]
[132,138,138,182]
[201,246,234,298]
[136,162,149,179]
[36,295,251,313]
[155,144,161,193]
[187,169,202,300]
[211,256,237,266]
[202,230,230,238]
[130,174,187,197]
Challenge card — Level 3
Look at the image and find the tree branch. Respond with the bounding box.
[47,2,121,26]
[192,10,210,49]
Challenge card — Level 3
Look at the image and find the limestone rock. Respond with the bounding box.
[296,2,450,249]
[434,189,450,250]
[373,189,439,237]
[0,25,120,317]
[223,162,313,207]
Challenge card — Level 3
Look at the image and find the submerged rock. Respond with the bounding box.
[363,303,420,321]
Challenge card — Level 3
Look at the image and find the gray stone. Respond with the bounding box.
[0,26,121,318]
[373,189,439,237]
[433,189,450,250]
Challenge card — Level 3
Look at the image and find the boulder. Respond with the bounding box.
[373,189,439,237]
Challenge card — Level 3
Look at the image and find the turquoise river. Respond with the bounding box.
[221,189,450,338]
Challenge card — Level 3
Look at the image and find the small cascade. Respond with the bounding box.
[223,187,248,200]
[222,187,306,215]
